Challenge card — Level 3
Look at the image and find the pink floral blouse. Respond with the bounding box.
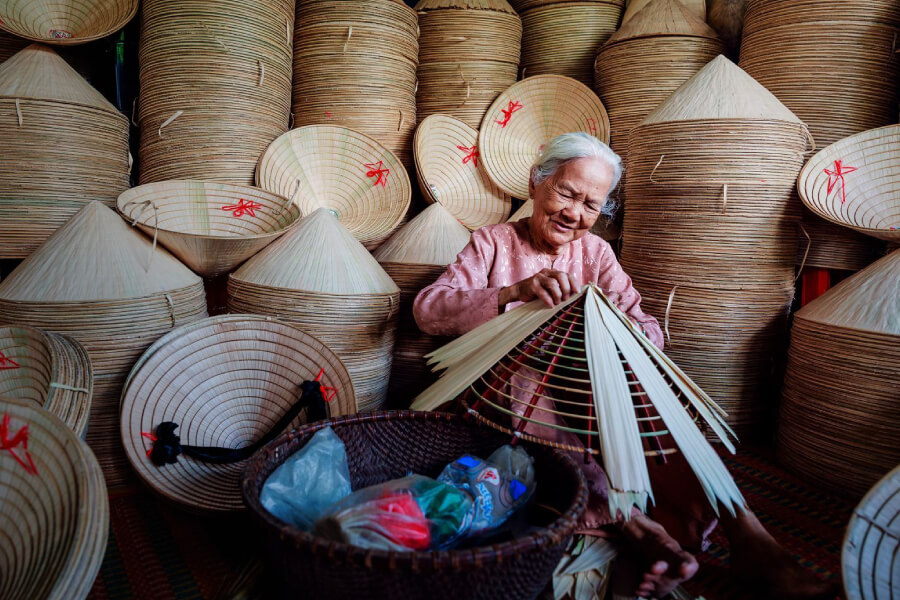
[413,219,664,349]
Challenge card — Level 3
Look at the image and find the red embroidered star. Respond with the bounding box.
[222,198,263,218]
[586,118,597,137]
[1,414,37,475]
[0,350,19,370]
[365,161,390,187]
[824,160,858,205]
[496,101,523,128]
[458,145,479,167]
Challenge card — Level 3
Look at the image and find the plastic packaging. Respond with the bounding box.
[261,426,352,529]
[437,444,536,536]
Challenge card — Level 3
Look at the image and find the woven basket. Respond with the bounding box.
[778,250,900,498]
[0,44,130,258]
[374,204,471,402]
[620,56,810,434]
[622,0,705,23]
[0,201,208,487]
[0,396,108,600]
[242,410,587,599]
[520,1,624,86]
[137,0,293,185]
[291,0,418,167]
[256,125,411,250]
[120,315,355,513]
[0,0,138,44]
[739,0,899,270]
[797,124,900,243]
[415,0,521,127]
[593,0,723,205]
[479,75,610,200]
[843,463,900,600]
[414,115,510,229]
[228,208,400,413]
[0,325,92,437]
[117,180,302,278]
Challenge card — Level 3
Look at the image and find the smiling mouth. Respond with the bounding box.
[551,220,575,232]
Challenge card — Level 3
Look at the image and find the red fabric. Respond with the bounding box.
[801,269,831,306]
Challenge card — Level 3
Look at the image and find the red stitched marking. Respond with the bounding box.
[364,161,390,187]
[0,350,19,370]
[0,414,37,475]
[457,145,479,167]
[824,160,857,205]
[222,198,263,218]
[495,101,522,128]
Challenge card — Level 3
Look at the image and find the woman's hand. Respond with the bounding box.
[499,269,579,308]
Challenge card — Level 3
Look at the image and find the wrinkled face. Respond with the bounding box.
[528,157,614,253]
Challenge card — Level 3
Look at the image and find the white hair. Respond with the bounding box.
[530,132,623,218]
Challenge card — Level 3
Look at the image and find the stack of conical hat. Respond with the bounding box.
[622,0,705,22]
[739,0,900,272]
[0,30,28,63]
[291,0,419,168]
[594,0,723,205]
[0,396,108,600]
[0,0,137,44]
[0,44,130,258]
[0,325,92,438]
[779,249,900,497]
[414,0,521,128]
[619,56,810,434]
[414,114,511,230]
[374,203,471,403]
[228,208,400,412]
[117,180,303,278]
[137,0,294,185]
[0,201,208,486]
[255,125,411,250]
[518,0,624,87]
[412,284,745,518]
[798,124,900,244]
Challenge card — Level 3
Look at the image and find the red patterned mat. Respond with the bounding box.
[87,446,856,599]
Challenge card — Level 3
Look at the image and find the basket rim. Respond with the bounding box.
[241,409,588,570]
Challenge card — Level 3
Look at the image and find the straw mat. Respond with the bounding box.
[479,75,610,200]
[0,0,137,44]
[798,124,900,243]
[0,396,108,600]
[778,250,900,498]
[120,315,355,513]
[117,180,302,278]
[414,114,511,229]
[0,325,92,437]
[228,208,400,412]
[256,125,410,250]
[0,44,130,258]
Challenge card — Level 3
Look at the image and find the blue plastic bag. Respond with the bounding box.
[261,426,352,529]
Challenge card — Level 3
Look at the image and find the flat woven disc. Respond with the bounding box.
[798,124,900,242]
[479,75,610,199]
[414,114,510,230]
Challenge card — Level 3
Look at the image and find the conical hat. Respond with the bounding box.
[0,201,201,302]
[607,0,718,44]
[0,44,118,113]
[415,0,516,13]
[796,249,899,336]
[413,114,511,230]
[255,125,411,248]
[412,284,743,518]
[231,207,399,295]
[640,55,805,125]
[0,0,138,45]
[622,0,705,24]
[374,203,471,266]
[797,124,900,243]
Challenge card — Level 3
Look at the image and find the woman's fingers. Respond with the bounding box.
[536,273,563,306]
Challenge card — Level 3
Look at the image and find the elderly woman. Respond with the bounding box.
[414,133,835,600]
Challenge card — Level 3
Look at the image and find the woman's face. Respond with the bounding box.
[528,156,614,253]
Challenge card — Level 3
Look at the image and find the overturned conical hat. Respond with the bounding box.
[622,0,705,24]
[374,203,471,266]
[640,55,805,125]
[412,284,744,518]
[414,115,511,230]
[796,249,899,336]
[798,125,900,243]
[0,0,138,45]
[255,125,411,249]
[0,44,118,113]
[607,0,718,44]
[415,0,516,12]
[0,201,201,302]
[231,208,399,295]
